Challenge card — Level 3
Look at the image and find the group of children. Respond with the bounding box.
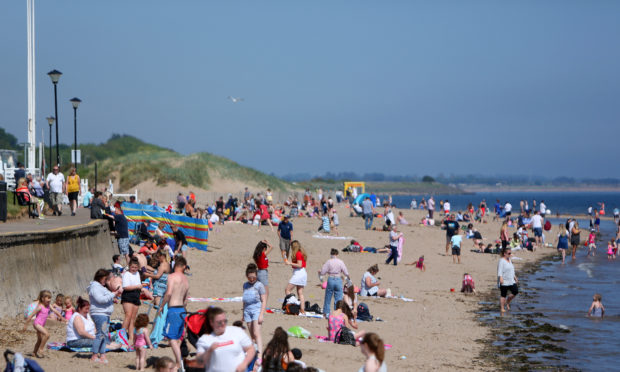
[23,292,75,358]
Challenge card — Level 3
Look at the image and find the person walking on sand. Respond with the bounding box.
[443,214,460,256]
[385,225,402,266]
[362,197,374,230]
[497,247,518,314]
[278,216,293,261]
[157,256,189,372]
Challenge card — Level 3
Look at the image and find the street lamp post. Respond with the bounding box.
[47,69,62,166]
[69,97,81,171]
[46,116,55,172]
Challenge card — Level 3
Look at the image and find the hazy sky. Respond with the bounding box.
[1,1,619,178]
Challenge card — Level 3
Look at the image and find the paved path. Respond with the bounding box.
[0,207,92,235]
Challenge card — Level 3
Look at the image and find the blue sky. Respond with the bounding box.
[1,1,619,177]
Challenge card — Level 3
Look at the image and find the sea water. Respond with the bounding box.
[389,192,620,370]
[389,191,620,216]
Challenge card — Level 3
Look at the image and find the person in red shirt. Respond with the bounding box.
[139,239,157,257]
[285,240,308,314]
[253,240,274,301]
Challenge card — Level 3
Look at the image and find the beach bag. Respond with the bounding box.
[544,220,552,231]
[282,294,301,315]
[335,326,356,346]
[357,303,373,321]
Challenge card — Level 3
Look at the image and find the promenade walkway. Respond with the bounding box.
[0,208,92,235]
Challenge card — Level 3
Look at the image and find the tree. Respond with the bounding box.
[422,175,435,183]
[0,127,19,149]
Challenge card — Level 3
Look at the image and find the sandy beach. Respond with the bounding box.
[0,205,553,371]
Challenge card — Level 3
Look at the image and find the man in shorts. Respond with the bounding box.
[442,214,460,256]
[45,166,65,216]
[158,256,189,372]
[278,216,293,261]
[451,231,463,264]
[530,210,544,250]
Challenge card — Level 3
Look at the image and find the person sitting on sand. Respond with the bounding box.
[587,293,605,318]
[327,300,361,343]
[360,265,389,297]
[405,256,426,271]
[397,211,409,225]
[261,326,295,371]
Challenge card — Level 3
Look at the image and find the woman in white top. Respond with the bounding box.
[195,307,256,372]
[121,257,143,343]
[66,297,96,349]
[360,265,388,297]
[497,247,519,314]
[358,332,387,372]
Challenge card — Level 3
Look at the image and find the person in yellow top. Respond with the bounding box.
[66,168,81,216]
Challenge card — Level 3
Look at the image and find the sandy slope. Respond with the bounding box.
[0,205,551,371]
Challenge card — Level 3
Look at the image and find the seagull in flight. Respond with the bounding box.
[228,96,244,103]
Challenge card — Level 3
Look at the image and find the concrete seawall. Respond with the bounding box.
[0,220,116,317]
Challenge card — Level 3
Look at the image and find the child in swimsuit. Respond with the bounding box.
[51,294,64,321]
[587,230,597,257]
[607,240,616,260]
[587,294,605,318]
[24,290,66,358]
[133,313,153,371]
[405,256,426,272]
[64,297,75,320]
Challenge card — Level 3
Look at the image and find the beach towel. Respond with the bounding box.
[187,297,242,303]
[150,303,168,345]
[397,236,404,263]
[47,327,133,352]
[312,235,353,240]
[314,335,393,349]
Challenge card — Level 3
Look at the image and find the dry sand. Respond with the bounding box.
[0,205,553,371]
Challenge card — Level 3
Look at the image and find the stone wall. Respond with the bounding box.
[0,220,115,317]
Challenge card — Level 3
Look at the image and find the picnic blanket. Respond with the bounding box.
[188,296,242,303]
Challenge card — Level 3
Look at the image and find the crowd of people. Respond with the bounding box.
[16,169,620,370]
[19,183,395,372]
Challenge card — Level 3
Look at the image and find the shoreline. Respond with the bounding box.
[474,253,579,371]
[461,186,620,193]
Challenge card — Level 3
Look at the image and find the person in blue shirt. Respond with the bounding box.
[83,188,94,208]
[278,216,293,261]
[451,232,463,264]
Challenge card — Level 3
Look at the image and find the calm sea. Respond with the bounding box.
[388,191,620,216]
[390,192,620,371]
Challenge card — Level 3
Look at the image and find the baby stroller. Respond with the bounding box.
[184,309,208,351]
[4,350,44,372]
